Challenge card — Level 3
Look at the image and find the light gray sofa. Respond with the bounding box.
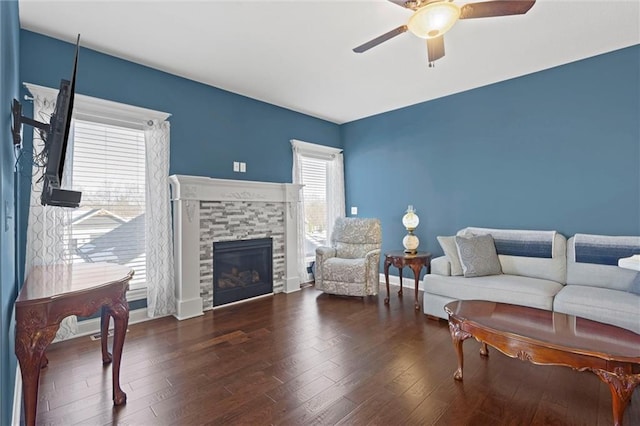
[423,228,640,334]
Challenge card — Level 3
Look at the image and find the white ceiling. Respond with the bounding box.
[19,0,640,124]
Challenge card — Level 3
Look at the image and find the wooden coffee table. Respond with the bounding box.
[445,300,640,426]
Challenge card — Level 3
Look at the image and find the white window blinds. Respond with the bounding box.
[300,156,328,258]
[70,119,147,290]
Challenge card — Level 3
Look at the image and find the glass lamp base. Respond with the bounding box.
[403,234,419,255]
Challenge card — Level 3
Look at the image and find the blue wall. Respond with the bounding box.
[0,0,19,424]
[18,29,342,275]
[342,45,640,265]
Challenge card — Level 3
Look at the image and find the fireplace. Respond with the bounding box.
[213,238,273,306]
[170,175,302,320]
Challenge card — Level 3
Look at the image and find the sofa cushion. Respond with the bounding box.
[458,228,567,283]
[553,285,640,334]
[455,234,502,277]
[437,236,463,276]
[567,236,639,292]
[423,273,563,311]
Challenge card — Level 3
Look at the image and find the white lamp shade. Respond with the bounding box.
[402,205,420,230]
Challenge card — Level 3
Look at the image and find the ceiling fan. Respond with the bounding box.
[353,0,536,66]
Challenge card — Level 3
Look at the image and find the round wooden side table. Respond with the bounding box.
[383,251,432,310]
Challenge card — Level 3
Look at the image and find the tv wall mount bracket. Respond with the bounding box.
[11,98,50,147]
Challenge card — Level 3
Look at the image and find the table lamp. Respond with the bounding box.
[402,205,420,254]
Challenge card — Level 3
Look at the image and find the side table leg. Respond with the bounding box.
[108,300,130,405]
[409,264,422,310]
[384,257,392,305]
[397,268,403,297]
[592,368,640,426]
[448,320,472,381]
[15,324,59,426]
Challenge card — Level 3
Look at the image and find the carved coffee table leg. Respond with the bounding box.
[100,306,112,364]
[480,342,489,357]
[105,299,129,405]
[592,368,640,426]
[448,320,472,381]
[15,323,59,426]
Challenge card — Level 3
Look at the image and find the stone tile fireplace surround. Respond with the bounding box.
[169,175,302,320]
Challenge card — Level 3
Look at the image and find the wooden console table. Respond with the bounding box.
[445,300,640,426]
[383,251,431,310]
[15,262,134,426]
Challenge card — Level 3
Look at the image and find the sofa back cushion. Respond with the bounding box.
[458,227,566,284]
[566,235,640,292]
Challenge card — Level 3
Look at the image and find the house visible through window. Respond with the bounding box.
[70,119,147,290]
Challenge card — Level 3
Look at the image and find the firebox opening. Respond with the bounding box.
[213,238,273,306]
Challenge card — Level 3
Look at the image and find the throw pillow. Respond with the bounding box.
[437,236,463,276]
[455,234,503,277]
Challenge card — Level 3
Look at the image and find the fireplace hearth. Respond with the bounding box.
[213,238,273,306]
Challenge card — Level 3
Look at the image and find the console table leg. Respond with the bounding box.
[108,300,129,405]
[592,368,640,426]
[15,324,58,426]
[100,306,112,364]
[397,268,403,297]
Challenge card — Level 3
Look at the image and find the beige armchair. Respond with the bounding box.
[315,217,382,296]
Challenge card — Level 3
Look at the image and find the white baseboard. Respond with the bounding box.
[378,273,424,291]
[75,306,150,338]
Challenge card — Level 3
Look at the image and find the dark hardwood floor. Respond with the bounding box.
[36,286,639,425]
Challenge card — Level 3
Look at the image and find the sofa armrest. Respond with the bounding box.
[430,256,451,276]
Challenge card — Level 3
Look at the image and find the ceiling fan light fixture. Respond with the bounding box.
[407,2,461,39]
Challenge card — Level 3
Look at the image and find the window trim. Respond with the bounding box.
[290,139,342,160]
[24,83,171,130]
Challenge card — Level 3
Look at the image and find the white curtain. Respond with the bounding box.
[291,145,308,283]
[326,152,345,242]
[144,120,175,317]
[24,89,77,341]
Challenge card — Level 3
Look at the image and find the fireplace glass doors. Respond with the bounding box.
[212,238,273,306]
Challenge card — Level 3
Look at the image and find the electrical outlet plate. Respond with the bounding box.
[351,206,358,215]
[233,161,240,172]
[240,162,246,173]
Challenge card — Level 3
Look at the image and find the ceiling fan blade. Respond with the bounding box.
[353,25,408,53]
[426,36,445,63]
[460,0,536,19]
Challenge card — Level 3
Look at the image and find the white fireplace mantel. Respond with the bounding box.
[169,174,303,320]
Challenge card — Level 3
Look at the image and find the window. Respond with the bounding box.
[299,156,328,259]
[291,140,345,281]
[70,120,147,290]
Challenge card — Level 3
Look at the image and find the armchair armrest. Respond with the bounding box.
[430,256,452,276]
[315,246,336,289]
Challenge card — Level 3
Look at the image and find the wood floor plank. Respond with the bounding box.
[31,285,640,425]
